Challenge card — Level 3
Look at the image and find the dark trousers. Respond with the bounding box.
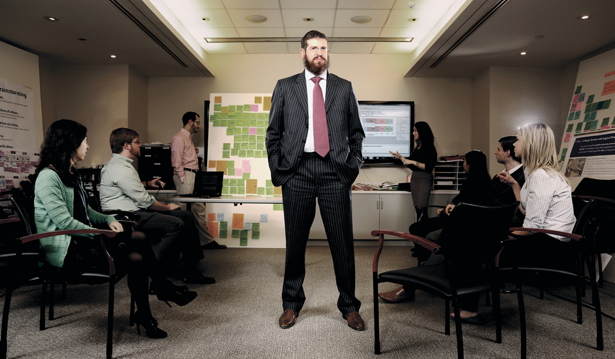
[131,210,204,275]
[281,154,360,314]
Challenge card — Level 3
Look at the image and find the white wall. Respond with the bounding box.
[0,41,44,147]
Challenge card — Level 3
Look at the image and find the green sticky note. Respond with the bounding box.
[227,161,234,168]
[242,127,249,134]
[247,150,254,157]
[220,221,228,230]
[219,230,228,238]
[604,99,611,109]
[575,86,582,94]
[601,118,609,127]
[232,229,240,238]
[249,143,257,149]
[254,151,262,158]
[560,148,568,161]
[240,230,249,239]
[251,231,260,240]
[227,168,235,176]
[567,113,574,121]
[242,173,250,180]
[230,187,238,194]
[574,111,581,120]
[237,186,245,194]
[575,122,583,133]
[222,151,230,158]
[587,94,595,104]
[222,187,230,194]
[214,104,222,111]
[223,178,230,186]
[252,223,260,231]
[273,204,284,211]
[226,128,234,136]
[230,148,238,157]
[266,187,274,195]
[223,143,231,150]
[257,128,266,136]
[239,150,247,157]
[566,124,573,132]
[258,113,268,120]
[266,180,273,187]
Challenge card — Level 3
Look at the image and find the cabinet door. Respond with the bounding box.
[351,193,381,240]
[379,193,414,239]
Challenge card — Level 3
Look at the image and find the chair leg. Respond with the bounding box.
[575,269,583,325]
[129,294,135,326]
[1,287,14,359]
[451,297,464,359]
[586,255,603,350]
[597,254,604,289]
[40,282,47,330]
[515,276,527,359]
[373,273,381,355]
[492,288,502,343]
[444,299,450,335]
[107,281,115,359]
[49,283,55,321]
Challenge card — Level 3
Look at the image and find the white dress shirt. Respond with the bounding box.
[520,168,576,241]
[304,69,328,153]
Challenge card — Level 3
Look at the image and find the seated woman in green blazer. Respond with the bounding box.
[34,119,196,339]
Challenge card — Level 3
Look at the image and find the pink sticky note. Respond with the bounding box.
[249,127,257,135]
[564,133,571,142]
[235,168,243,176]
[251,104,259,112]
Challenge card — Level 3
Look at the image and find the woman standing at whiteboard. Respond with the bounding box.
[390,121,438,222]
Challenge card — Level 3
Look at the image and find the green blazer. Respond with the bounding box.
[34,167,115,268]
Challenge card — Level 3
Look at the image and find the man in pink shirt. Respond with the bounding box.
[171,111,226,250]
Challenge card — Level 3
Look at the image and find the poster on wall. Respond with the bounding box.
[561,130,615,178]
[0,79,38,190]
[204,93,288,248]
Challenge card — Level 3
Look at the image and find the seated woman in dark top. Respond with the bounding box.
[378,150,493,304]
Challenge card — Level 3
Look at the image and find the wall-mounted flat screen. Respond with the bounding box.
[359,101,414,165]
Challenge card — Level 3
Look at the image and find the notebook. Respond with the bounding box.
[177,171,223,198]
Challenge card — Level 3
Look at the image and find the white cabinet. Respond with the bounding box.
[308,191,414,241]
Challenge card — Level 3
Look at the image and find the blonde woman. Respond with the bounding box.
[497,123,576,270]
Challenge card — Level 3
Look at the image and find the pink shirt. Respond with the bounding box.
[171,128,198,181]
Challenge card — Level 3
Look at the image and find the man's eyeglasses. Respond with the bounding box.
[131,140,140,144]
[305,46,329,52]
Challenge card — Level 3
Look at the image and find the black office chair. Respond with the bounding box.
[2,194,126,359]
[372,202,523,359]
[505,198,604,351]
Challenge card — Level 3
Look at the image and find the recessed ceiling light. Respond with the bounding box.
[78,38,87,41]
[110,55,117,59]
[44,16,59,21]
[351,16,372,24]
[580,15,590,20]
[303,17,314,22]
[408,18,418,22]
[246,15,267,23]
[202,17,210,21]
[520,52,527,55]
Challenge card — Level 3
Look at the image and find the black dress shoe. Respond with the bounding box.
[201,241,227,250]
[150,280,197,307]
[182,270,216,284]
[133,311,167,339]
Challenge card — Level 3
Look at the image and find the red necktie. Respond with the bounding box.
[311,77,329,157]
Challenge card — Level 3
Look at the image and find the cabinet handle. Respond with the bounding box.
[380,200,384,210]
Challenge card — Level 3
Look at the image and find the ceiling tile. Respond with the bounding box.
[188,27,240,39]
[337,0,395,10]
[334,10,391,27]
[380,27,430,40]
[330,42,376,54]
[244,43,292,53]
[280,0,336,9]
[222,0,280,10]
[236,27,286,37]
[332,28,382,37]
[282,9,335,28]
[162,0,225,10]
[392,0,458,10]
[285,28,334,37]
[385,9,442,28]
[227,9,284,27]
[202,43,247,54]
[171,9,235,28]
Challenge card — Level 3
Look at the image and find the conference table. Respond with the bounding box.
[164,195,283,206]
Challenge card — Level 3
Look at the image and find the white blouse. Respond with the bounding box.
[520,168,576,241]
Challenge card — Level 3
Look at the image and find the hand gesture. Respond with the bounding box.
[109,221,124,233]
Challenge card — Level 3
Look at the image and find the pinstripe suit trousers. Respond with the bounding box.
[281,153,361,314]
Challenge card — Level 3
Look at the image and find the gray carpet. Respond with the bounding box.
[2,246,614,358]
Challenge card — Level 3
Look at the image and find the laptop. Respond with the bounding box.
[178,171,223,198]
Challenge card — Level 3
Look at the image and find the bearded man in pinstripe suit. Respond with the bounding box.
[266,30,366,331]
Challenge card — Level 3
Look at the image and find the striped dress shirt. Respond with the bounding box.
[520,168,576,241]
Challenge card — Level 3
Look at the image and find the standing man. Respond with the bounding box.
[100,127,215,284]
[171,111,226,250]
[266,30,366,331]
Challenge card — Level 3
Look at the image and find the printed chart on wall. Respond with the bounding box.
[205,93,286,248]
[0,79,38,191]
[559,48,615,181]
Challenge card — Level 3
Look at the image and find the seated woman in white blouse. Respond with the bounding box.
[497,122,576,271]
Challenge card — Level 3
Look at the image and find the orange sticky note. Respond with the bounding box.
[207,221,219,238]
[273,186,282,195]
[207,213,216,222]
[232,213,245,229]
[214,96,222,104]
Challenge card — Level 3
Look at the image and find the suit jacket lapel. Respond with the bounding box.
[325,73,338,113]
[293,72,309,123]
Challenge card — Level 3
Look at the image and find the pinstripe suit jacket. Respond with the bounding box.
[266,71,365,187]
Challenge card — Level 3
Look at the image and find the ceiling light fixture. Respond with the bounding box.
[303,18,314,22]
[580,15,590,20]
[205,37,413,43]
[351,16,372,24]
[246,15,267,23]
[44,16,59,21]
[110,55,117,58]
[408,18,418,22]
[202,17,210,21]
[520,52,527,55]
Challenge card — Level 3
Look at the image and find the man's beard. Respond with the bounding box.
[304,56,329,76]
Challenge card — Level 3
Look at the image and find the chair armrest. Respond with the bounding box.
[509,227,581,242]
[370,230,442,273]
[573,195,615,206]
[116,220,137,228]
[19,229,116,245]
